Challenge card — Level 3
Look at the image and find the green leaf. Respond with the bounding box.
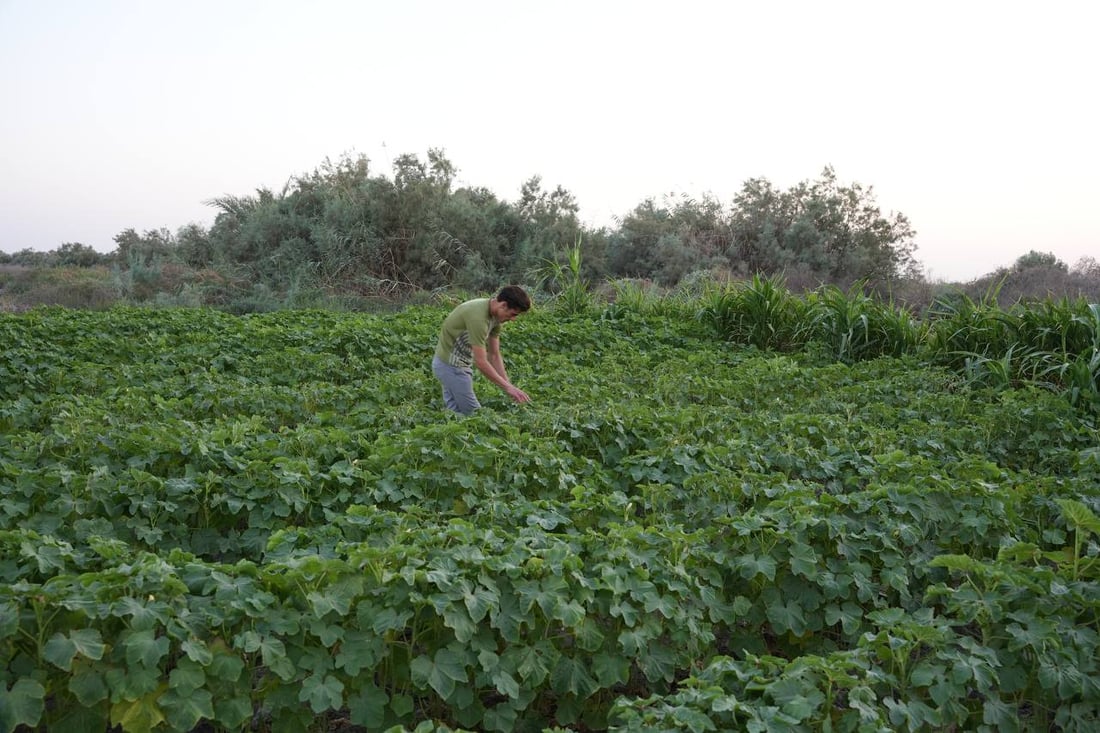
[181,636,212,665]
[411,649,468,701]
[44,633,79,671]
[610,599,640,626]
[639,641,677,683]
[929,554,983,573]
[592,651,630,687]
[442,603,477,642]
[554,599,586,626]
[258,636,296,681]
[788,542,819,577]
[573,616,606,651]
[309,617,344,648]
[643,592,678,619]
[390,692,414,718]
[824,601,862,635]
[983,696,1021,733]
[348,682,389,728]
[69,668,109,706]
[766,600,807,635]
[168,660,205,694]
[484,703,519,732]
[364,604,413,635]
[105,663,161,701]
[0,602,18,640]
[672,706,717,733]
[110,692,165,733]
[513,641,554,685]
[208,648,246,682]
[491,668,520,700]
[910,661,946,688]
[299,672,345,713]
[551,655,598,699]
[123,629,170,668]
[44,628,106,671]
[213,695,253,730]
[463,583,497,622]
[335,630,383,675]
[161,687,215,732]
[1057,498,1100,534]
[0,678,45,731]
[736,553,777,581]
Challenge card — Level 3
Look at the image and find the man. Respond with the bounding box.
[432,285,532,414]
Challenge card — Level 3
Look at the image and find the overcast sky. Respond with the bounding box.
[1,0,1096,282]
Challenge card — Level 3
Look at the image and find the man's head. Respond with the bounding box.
[493,285,531,322]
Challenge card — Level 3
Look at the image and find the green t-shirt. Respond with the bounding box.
[434,298,501,369]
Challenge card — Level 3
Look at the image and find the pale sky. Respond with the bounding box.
[1,0,1096,282]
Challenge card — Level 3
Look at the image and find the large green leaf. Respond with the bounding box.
[123,629,170,668]
[299,672,344,714]
[46,628,104,671]
[160,687,214,732]
[551,655,598,698]
[411,649,469,701]
[347,682,388,728]
[0,679,45,732]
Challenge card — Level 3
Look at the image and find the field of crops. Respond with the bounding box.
[2,298,1099,732]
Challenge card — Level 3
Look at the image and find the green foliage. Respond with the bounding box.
[696,273,809,350]
[728,167,918,286]
[54,242,108,268]
[511,176,584,279]
[0,266,119,309]
[1013,249,1068,273]
[804,283,926,363]
[16,149,1100,313]
[922,287,1100,405]
[2,282,1099,730]
[606,194,728,286]
[531,238,594,315]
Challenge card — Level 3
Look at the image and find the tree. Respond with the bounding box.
[607,194,729,285]
[1012,250,1067,272]
[728,178,797,275]
[1071,256,1100,279]
[55,242,106,267]
[606,198,672,279]
[727,168,917,287]
[512,176,582,280]
[174,223,216,269]
[113,228,174,267]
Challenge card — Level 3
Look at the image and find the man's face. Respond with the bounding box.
[493,300,523,322]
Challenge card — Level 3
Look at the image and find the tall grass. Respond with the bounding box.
[691,275,1098,411]
[1014,298,1100,355]
[696,274,808,351]
[924,286,1019,368]
[531,239,594,315]
[922,287,1100,404]
[603,279,695,320]
[804,283,926,363]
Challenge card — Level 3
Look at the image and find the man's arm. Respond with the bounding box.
[472,341,530,404]
[486,335,509,383]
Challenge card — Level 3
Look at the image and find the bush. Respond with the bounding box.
[0,266,119,309]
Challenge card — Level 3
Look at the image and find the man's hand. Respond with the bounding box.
[506,385,531,404]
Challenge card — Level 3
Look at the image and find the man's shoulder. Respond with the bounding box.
[445,298,490,326]
[453,298,490,316]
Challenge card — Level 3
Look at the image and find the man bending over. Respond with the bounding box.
[432,285,531,415]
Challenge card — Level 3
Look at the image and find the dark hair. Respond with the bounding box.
[496,285,531,312]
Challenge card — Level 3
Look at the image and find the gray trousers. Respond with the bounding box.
[432,356,480,415]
